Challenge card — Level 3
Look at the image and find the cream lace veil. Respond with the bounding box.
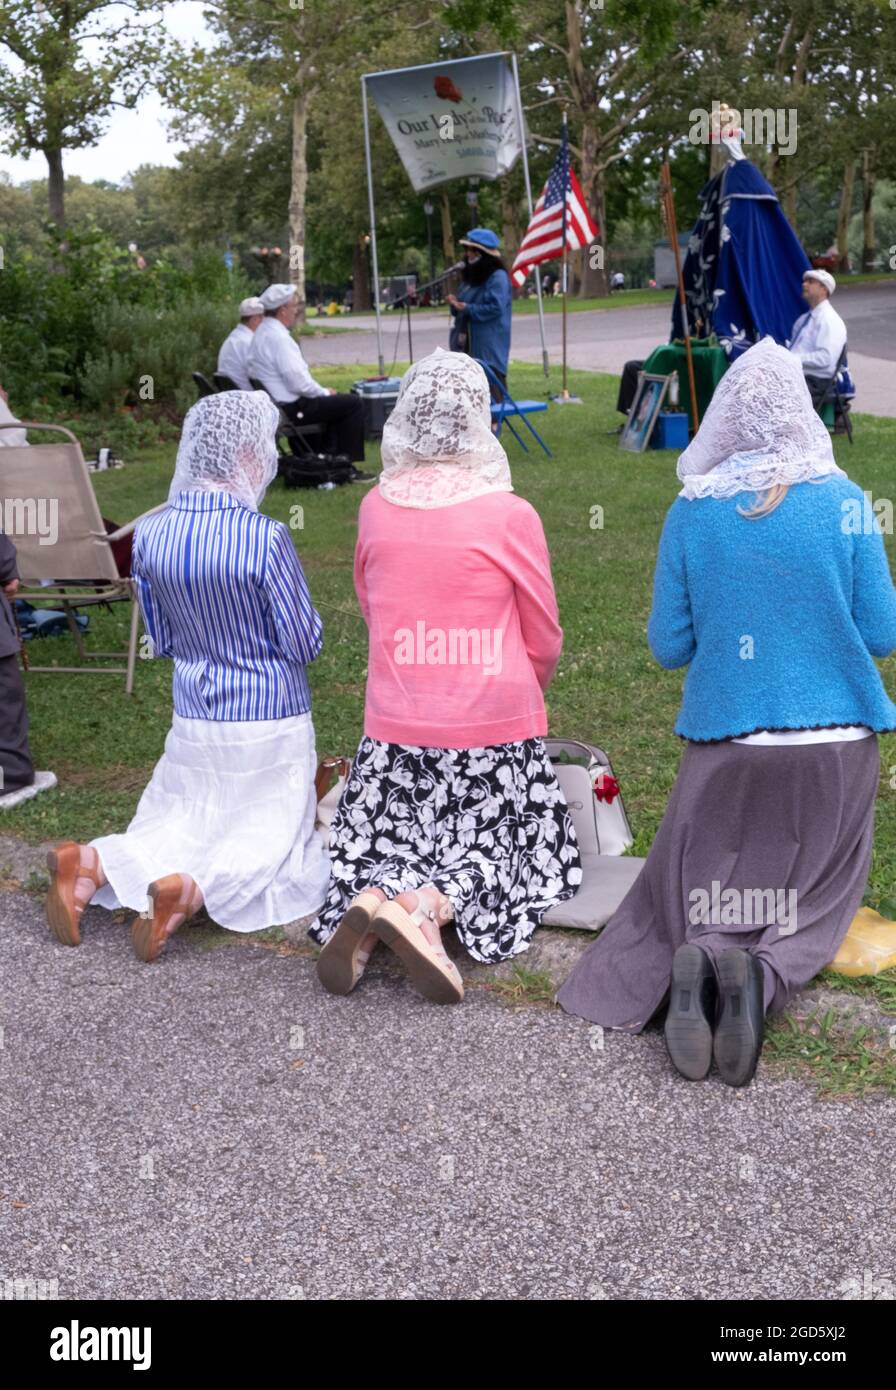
[676,336,845,501]
[379,348,513,509]
[169,390,280,511]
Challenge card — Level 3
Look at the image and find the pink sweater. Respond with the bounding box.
[354,489,563,749]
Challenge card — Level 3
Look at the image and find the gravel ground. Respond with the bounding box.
[1,883,894,1302]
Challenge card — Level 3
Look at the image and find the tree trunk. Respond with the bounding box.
[440,191,455,266]
[288,87,311,325]
[352,234,371,312]
[500,182,522,279]
[835,161,856,273]
[782,178,798,230]
[861,148,876,272]
[45,146,65,229]
[579,163,608,298]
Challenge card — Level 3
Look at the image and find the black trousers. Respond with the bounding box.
[617,359,645,414]
[805,374,850,428]
[804,374,831,409]
[0,652,34,794]
[281,393,366,463]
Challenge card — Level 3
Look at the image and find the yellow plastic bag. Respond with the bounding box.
[828,907,896,977]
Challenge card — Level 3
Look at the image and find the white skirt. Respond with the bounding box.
[90,712,331,932]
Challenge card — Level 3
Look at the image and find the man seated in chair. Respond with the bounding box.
[788,269,848,411]
[246,283,367,468]
[216,296,265,391]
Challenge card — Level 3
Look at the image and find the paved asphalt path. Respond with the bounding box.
[2,888,894,1301]
[306,281,896,417]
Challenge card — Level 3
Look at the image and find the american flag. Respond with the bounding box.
[511,126,599,287]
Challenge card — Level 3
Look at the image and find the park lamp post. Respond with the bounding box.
[423,198,435,287]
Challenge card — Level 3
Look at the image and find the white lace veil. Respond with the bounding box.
[379,348,513,509]
[169,390,280,511]
[676,336,845,501]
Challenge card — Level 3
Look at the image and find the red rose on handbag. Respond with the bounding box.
[594,772,621,805]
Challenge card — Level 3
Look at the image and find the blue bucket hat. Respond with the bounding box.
[459,227,502,257]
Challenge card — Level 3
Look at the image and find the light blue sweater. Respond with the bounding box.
[648,476,896,741]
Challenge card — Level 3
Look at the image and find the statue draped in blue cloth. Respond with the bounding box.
[447,227,512,395]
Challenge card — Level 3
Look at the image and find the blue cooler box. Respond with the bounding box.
[649,410,690,450]
[351,376,402,440]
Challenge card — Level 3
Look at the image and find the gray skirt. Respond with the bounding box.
[556,736,879,1030]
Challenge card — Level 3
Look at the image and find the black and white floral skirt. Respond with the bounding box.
[312,736,582,964]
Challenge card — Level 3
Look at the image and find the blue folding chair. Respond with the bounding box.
[475,360,553,459]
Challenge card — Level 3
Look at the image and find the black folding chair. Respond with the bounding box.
[213,372,242,392]
[248,376,324,460]
[192,371,218,399]
[815,344,854,445]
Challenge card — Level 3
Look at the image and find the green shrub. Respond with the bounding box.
[0,221,255,416]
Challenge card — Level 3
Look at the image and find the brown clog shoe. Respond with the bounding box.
[45,842,102,947]
[131,874,201,964]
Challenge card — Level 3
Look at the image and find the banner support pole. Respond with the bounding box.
[511,50,549,378]
[361,74,385,375]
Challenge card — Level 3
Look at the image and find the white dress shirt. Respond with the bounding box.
[216,323,255,392]
[0,395,27,448]
[788,298,847,378]
[245,317,328,402]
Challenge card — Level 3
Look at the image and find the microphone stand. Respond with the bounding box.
[391,264,463,366]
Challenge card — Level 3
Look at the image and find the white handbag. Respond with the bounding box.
[314,756,351,847]
[544,738,634,857]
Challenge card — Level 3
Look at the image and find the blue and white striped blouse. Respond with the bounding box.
[132,490,322,721]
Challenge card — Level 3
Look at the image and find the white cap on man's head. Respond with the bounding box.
[239,296,265,317]
[259,283,297,311]
[803,269,836,296]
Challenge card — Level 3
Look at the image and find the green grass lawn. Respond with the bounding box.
[8,361,896,908]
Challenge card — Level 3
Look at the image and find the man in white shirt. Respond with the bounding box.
[216,296,265,391]
[0,384,28,448]
[788,269,848,409]
[247,283,367,466]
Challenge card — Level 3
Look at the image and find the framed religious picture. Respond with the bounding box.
[620,372,671,453]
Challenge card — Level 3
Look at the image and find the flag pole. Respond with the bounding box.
[554,108,582,405]
[511,50,549,378]
[660,160,699,431]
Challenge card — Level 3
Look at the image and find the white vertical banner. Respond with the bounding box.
[365,53,522,192]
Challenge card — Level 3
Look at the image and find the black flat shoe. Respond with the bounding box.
[713,948,765,1088]
[664,944,716,1080]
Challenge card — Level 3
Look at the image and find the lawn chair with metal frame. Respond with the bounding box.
[0,420,166,694]
[474,359,553,458]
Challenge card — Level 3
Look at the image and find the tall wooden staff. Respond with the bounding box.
[660,161,700,431]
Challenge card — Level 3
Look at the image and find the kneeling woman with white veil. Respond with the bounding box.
[313,349,581,1005]
[45,391,330,960]
[559,338,896,1086]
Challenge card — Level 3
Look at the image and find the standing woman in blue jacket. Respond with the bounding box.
[559,338,896,1086]
[447,227,512,395]
[45,391,330,961]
